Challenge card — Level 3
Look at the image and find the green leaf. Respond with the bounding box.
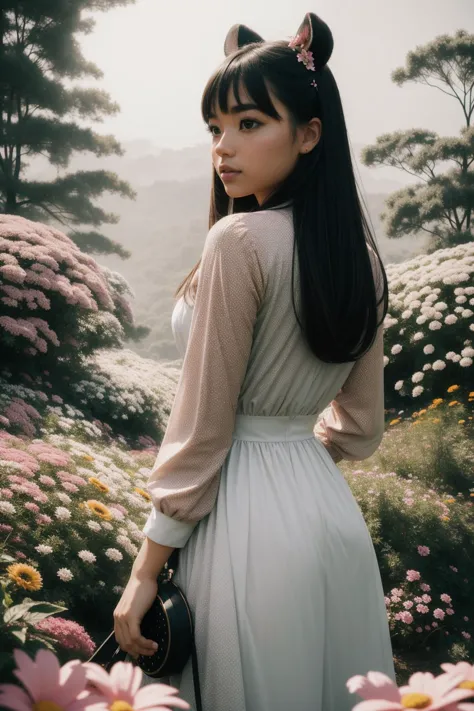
[4,601,66,625]
[11,628,27,644]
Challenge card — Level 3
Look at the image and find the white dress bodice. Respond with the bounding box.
[171,295,194,358]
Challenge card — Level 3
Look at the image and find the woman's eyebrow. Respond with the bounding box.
[208,103,260,119]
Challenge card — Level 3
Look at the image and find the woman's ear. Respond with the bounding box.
[224,24,264,56]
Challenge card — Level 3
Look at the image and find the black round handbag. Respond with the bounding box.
[88,553,202,711]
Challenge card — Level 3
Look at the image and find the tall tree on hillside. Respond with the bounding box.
[362,30,474,252]
[0,0,135,259]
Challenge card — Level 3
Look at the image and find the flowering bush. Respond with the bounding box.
[341,389,474,670]
[0,428,158,646]
[383,241,474,409]
[0,650,190,710]
[0,215,135,371]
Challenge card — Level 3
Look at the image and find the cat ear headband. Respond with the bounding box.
[223,12,334,91]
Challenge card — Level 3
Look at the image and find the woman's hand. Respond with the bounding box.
[113,573,159,658]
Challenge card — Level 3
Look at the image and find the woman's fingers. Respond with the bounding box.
[115,615,158,657]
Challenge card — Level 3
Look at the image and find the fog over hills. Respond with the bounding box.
[26,141,426,361]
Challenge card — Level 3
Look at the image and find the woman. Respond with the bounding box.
[114,11,396,711]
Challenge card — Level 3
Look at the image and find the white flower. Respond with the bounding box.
[460,357,472,367]
[78,550,96,564]
[54,506,71,521]
[56,492,71,505]
[445,314,457,325]
[453,354,462,362]
[423,344,435,355]
[35,544,53,555]
[102,522,113,531]
[383,356,389,367]
[428,320,442,331]
[461,347,474,357]
[98,580,106,587]
[432,360,447,371]
[416,315,427,325]
[57,568,74,582]
[402,310,413,319]
[87,520,101,532]
[105,548,123,562]
[412,372,424,383]
[391,344,403,355]
[422,363,432,371]
[0,501,15,515]
[462,309,473,318]
[113,585,124,594]
[455,295,467,304]
[446,351,456,360]
[394,380,404,391]
[412,386,424,397]
[413,332,425,342]
[434,302,448,311]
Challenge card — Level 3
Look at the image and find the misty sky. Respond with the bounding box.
[80,0,472,152]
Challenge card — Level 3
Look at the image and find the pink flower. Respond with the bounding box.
[84,660,190,709]
[440,594,452,604]
[417,604,429,614]
[0,649,98,711]
[450,566,458,572]
[416,626,423,633]
[24,502,40,513]
[399,611,414,625]
[446,608,455,616]
[36,618,96,657]
[403,601,414,610]
[36,514,52,525]
[441,661,474,682]
[461,631,471,640]
[422,594,432,603]
[406,570,421,582]
[418,546,430,556]
[420,583,431,592]
[38,475,55,487]
[433,608,446,620]
[347,669,474,711]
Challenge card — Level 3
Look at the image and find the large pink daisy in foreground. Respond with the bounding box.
[0,649,102,711]
[347,670,474,710]
[84,661,190,711]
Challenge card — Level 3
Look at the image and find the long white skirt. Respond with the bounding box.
[153,415,395,711]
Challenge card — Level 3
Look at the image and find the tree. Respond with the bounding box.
[362,30,474,252]
[0,0,135,259]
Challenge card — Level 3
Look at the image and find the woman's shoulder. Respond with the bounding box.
[207,206,293,248]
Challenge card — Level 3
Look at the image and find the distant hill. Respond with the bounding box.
[25,140,426,361]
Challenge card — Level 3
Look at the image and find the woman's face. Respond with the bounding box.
[207,82,320,206]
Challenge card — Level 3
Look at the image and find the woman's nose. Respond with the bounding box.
[214,133,236,157]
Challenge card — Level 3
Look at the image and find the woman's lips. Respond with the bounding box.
[221,171,241,182]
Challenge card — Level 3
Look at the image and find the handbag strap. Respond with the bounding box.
[190,627,203,711]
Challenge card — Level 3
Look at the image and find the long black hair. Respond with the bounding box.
[175,12,389,363]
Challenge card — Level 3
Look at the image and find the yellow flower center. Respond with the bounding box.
[110,702,134,711]
[401,692,432,708]
[459,681,474,690]
[33,702,64,711]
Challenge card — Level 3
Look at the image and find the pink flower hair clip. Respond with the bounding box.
[288,24,317,88]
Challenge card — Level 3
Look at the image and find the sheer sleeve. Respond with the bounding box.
[313,247,386,464]
[143,214,265,548]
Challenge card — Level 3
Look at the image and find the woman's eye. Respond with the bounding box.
[241,119,260,130]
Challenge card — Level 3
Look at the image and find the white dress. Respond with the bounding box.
[143,206,395,711]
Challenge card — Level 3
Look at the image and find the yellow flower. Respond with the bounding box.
[448,401,460,407]
[441,516,450,522]
[470,493,474,498]
[83,454,95,462]
[469,392,474,398]
[458,420,466,425]
[85,500,113,520]
[432,418,441,424]
[432,398,444,406]
[88,477,109,493]
[447,384,460,393]
[7,563,43,591]
[418,409,427,416]
[411,421,421,426]
[134,487,151,502]
[389,418,401,426]
[444,498,455,504]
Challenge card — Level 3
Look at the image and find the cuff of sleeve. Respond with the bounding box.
[142,506,197,548]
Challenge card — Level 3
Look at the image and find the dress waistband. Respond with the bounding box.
[232,414,319,442]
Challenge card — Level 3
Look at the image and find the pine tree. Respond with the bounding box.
[362,30,474,251]
[0,0,136,258]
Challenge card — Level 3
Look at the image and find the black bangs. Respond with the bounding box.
[201,50,283,124]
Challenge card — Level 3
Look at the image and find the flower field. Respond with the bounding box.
[0,215,473,686]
